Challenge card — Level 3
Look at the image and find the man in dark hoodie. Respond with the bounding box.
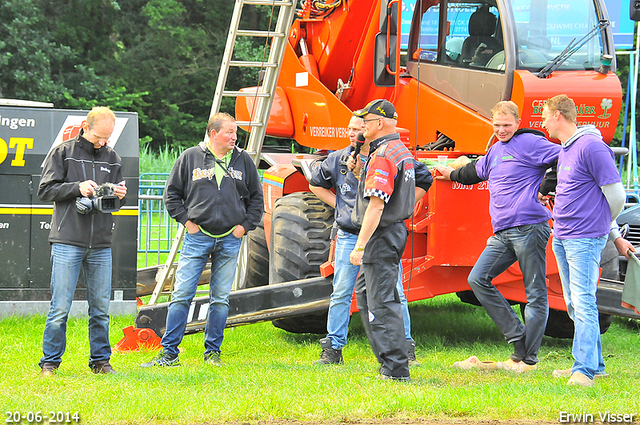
[436,101,560,373]
[141,112,263,368]
[38,106,127,376]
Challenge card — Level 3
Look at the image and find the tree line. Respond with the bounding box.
[0,0,635,151]
[0,0,272,151]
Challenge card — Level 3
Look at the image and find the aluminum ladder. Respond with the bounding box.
[149,0,297,305]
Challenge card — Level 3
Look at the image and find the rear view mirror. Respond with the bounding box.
[374,33,396,87]
[632,0,640,20]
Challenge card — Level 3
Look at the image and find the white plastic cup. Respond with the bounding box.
[437,155,448,167]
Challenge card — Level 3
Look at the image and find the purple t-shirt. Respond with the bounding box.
[475,131,560,233]
[553,133,621,239]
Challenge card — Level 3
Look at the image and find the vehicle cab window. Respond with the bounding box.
[411,0,505,72]
[512,0,607,72]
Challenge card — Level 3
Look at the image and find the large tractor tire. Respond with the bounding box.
[269,192,334,334]
[533,239,617,338]
[243,219,269,289]
[539,308,613,339]
[456,290,483,306]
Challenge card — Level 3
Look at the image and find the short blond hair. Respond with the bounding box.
[207,112,235,135]
[545,94,577,123]
[490,101,519,122]
[86,106,116,129]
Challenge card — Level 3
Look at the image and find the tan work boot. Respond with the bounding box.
[453,356,502,371]
[554,368,609,379]
[552,368,572,378]
[567,371,594,387]
[500,358,537,373]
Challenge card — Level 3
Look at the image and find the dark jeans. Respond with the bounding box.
[467,221,551,365]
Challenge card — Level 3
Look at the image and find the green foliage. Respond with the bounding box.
[2,0,635,153]
[1,295,640,423]
[0,0,275,152]
[0,0,69,100]
[139,144,182,174]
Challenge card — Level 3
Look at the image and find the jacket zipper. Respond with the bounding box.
[89,155,96,248]
[57,204,71,231]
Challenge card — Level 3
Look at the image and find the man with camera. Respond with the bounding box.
[38,106,127,376]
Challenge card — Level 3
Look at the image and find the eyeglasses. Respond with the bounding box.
[362,117,381,124]
[85,130,111,144]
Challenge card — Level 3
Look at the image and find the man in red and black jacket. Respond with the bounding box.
[349,99,416,381]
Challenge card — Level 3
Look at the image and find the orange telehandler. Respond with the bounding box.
[118,0,638,350]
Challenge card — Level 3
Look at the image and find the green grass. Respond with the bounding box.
[137,212,180,269]
[2,294,639,424]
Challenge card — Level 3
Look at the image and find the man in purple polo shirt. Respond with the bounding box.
[436,100,560,373]
[542,94,634,387]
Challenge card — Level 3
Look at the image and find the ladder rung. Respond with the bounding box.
[236,121,265,127]
[229,61,278,68]
[244,0,294,5]
[223,91,271,98]
[236,30,286,38]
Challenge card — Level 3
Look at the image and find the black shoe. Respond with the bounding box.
[510,338,526,363]
[90,360,117,374]
[314,338,344,365]
[40,362,59,377]
[407,340,421,367]
[204,351,224,367]
[376,373,411,382]
[140,351,179,367]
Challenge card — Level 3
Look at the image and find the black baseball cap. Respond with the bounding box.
[354,99,398,119]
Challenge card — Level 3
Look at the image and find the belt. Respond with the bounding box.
[338,225,359,236]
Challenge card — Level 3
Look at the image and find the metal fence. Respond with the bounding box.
[137,173,180,267]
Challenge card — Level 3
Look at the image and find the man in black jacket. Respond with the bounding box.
[142,112,263,368]
[38,106,127,376]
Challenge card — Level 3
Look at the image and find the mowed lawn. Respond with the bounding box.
[1,294,639,424]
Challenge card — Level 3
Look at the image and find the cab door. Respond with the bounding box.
[406,0,512,120]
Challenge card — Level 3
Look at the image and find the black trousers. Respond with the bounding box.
[355,222,409,378]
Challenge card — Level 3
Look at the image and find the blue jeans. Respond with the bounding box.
[40,243,112,367]
[326,229,412,350]
[161,231,242,357]
[467,222,550,365]
[552,235,607,379]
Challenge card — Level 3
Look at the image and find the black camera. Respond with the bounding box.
[76,182,121,214]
